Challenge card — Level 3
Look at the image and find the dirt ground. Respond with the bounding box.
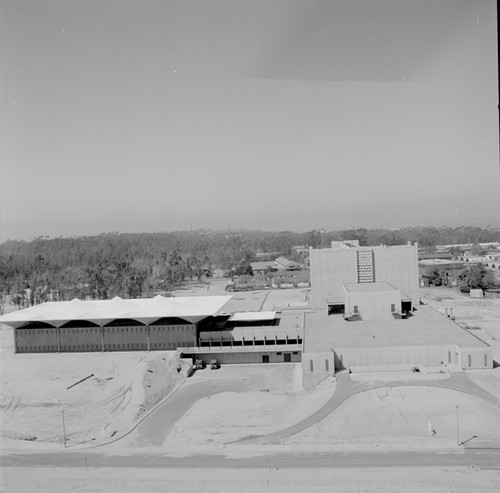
[0,326,186,449]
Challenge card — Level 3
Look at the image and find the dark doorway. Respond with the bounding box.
[328,303,345,315]
[262,354,269,363]
[284,353,291,362]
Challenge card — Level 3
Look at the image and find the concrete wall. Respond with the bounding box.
[302,351,335,389]
[344,288,401,320]
[373,245,419,306]
[149,324,196,350]
[310,244,419,309]
[334,345,455,371]
[335,345,493,371]
[103,325,148,351]
[16,327,58,352]
[310,248,357,309]
[457,346,493,369]
[60,326,102,352]
[14,322,197,353]
[190,350,301,365]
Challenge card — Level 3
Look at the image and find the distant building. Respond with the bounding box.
[418,251,453,261]
[250,261,275,274]
[272,257,301,271]
[292,245,309,255]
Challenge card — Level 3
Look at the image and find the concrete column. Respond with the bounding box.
[101,326,105,352]
[56,326,60,353]
[146,325,150,351]
[13,327,18,354]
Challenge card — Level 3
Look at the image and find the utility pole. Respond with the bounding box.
[61,409,67,448]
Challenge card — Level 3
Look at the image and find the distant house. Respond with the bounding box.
[250,261,275,274]
[331,240,360,249]
[292,245,309,255]
[254,251,280,261]
[418,251,453,261]
[273,257,301,271]
[462,253,486,263]
[485,251,500,261]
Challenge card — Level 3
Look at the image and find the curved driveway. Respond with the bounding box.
[124,374,265,447]
[236,371,500,445]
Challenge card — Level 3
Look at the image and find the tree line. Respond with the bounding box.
[1,226,499,307]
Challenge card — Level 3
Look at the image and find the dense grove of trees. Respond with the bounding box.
[457,264,499,293]
[1,226,499,307]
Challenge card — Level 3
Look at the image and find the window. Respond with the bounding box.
[325,359,329,372]
[448,351,451,363]
[310,360,314,372]
[391,304,396,313]
[353,306,359,314]
[484,354,488,367]
[468,354,471,367]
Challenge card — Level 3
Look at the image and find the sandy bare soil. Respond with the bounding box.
[166,378,334,450]
[0,326,186,449]
[279,386,500,451]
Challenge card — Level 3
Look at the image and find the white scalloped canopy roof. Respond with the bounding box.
[0,295,232,327]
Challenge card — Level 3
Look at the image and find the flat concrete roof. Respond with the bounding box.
[343,282,398,294]
[304,304,489,352]
[277,311,304,330]
[215,292,268,314]
[229,311,276,322]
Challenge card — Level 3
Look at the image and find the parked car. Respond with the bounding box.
[195,359,205,370]
[209,359,219,370]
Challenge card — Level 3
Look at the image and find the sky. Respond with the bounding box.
[1,0,499,241]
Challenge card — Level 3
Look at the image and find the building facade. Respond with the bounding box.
[301,241,492,384]
[310,241,419,313]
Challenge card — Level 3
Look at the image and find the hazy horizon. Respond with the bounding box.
[3,221,500,244]
[2,0,499,242]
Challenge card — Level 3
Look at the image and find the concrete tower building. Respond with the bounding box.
[310,241,419,316]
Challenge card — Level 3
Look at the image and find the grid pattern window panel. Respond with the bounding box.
[356,250,374,283]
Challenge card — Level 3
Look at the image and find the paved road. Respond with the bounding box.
[3,449,500,470]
